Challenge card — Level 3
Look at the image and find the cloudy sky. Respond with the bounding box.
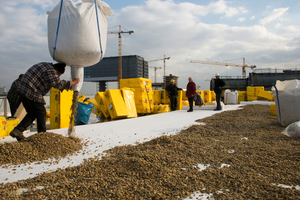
[1,0,299,95]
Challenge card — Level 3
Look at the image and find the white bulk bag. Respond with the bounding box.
[272,79,300,126]
[224,90,238,105]
[47,0,112,67]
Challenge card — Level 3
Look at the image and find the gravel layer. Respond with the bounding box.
[0,104,299,199]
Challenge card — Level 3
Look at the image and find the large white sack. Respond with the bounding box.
[47,0,112,67]
[281,121,300,138]
[224,90,238,105]
[271,79,300,126]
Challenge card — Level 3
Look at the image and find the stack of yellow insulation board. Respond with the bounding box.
[50,88,73,129]
[211,91,216,101]
[238,91,247,103]
[176,90,183,110]
[182,90,188,101]
[104,89,129,120]
[153,105,170,113]
[121,88,138,118]
[204,90,212,103]
[161,89,170,104]
[153,90,161,104]
[94,92,110,119]
[120,78,153,114]
[257,90,274,101]
[133,87,153,114]
[247,86,264,101]
[86,99,104,119]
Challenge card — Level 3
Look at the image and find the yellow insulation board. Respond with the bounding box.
[95,92,110,119]
[86,99,104,119]
[104,89,128,120]
[153,90,161,104]
[153,105,170,113]
[121,89,138,118]
[120,78,152,89]
[50,88,73,129]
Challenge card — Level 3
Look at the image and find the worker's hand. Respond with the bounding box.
[219,86,222,89]
[70,78,80,86]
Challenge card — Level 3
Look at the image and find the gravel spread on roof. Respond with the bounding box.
[0,104,299,199]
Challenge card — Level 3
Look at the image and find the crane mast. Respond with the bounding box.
[108,25,134,88]
[149,55,170,88]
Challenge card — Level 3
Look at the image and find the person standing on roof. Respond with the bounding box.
[9,62,80,141]
[186,77,196,112]
[165,79,182,111]
[214,73,225,111]
[7,74,24,117]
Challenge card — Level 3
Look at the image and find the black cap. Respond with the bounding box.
[53,63,66,74]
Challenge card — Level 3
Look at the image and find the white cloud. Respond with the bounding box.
[238,18,245,22]
[250,16,255,20]
[0,0,299,93]
[259,7,289,25]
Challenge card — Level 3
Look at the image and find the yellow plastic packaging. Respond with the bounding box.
[86,99,104,119]
[0,116,7,137]
[120,78,152,89]
[258,90,274,101]
[104,89,128,120]
[6,117,19,136]
[152,105,170,113]
[247,86,264,101]
[270,104,276,116]
[50,88,73,129]
[121,89,138,118]
[204,90,212,103]
[176,90,183,110]
[94,92,110,119]
[77,94,86,103]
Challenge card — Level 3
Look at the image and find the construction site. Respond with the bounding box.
[0,0,299,199]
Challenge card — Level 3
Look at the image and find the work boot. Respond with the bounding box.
[10,128,26,141]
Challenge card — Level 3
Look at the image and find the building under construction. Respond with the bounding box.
[210,68,300,91]
[84,55,149,91]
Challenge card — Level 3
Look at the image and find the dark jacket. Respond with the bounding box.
[186,81,196,98]
[17,62,70,104]
[166,84,181,96]
[214,78,225,93]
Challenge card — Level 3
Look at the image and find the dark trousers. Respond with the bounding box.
[9,102,20,117]
[216,92,222,110]
[16,95,46,133]
[188,97,194,111]
[169,95,177,111]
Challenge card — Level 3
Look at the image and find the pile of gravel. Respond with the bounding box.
[0,105,299,199]
[0,132,82,166]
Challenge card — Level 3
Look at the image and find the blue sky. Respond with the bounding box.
[0,0,299,95]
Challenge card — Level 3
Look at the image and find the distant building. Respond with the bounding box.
[84,55,149,91]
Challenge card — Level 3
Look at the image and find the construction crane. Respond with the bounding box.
[149,55,170,88]
[149,66,162,83]
[190,57,256,78]
[108,25,134,88]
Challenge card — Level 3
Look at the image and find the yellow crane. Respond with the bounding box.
[108,25,134,88]
[149,66,162,83]
[190,57,256,78]
[149,55,170,88]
